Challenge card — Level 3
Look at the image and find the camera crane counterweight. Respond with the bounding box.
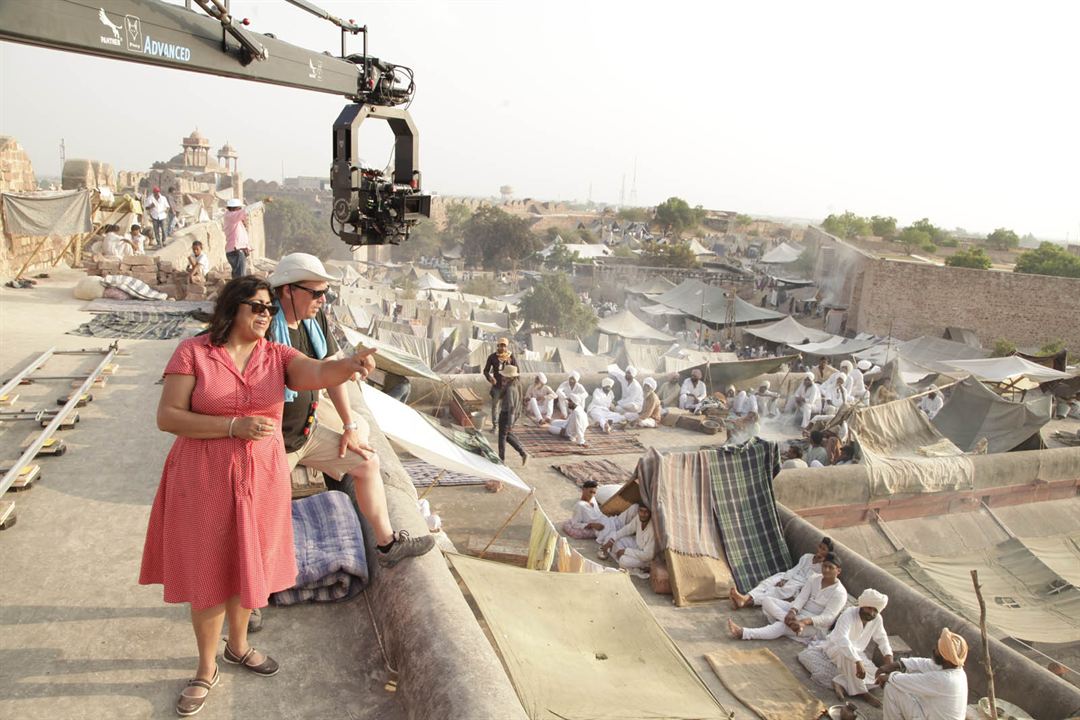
[0,0,430,246]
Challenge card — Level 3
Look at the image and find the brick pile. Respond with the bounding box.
[82,255,232,301]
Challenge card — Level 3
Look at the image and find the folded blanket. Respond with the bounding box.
[270,491,369,606]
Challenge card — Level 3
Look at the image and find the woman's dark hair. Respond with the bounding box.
[822,552,841,568]
[821,536,834,552]
[208,275,273,346]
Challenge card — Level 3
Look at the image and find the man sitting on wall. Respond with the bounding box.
[876,628,968,720]
[729,536,833,609]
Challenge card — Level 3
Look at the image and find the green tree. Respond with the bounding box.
[442,203,473,246]
[906,218,951,246]
[793,247,816,275]
[945,246,992,270]
[735,213,753,227]
[897,227,931,255]
[991,339,1016,357]
[263,197,336,260]
[822,211,871,239]
[986,227,1020,251]
[616,207,650,223]
[1014,242,1080,278]
[461,275,499,297]
[392,217,440,262]
[519,274,596,336]
[655,197,706,237]
[870,215,897,238]
[545,240,582,272]
[639,241,700,268]
[461,206,542,270]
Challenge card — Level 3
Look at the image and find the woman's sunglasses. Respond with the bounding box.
[241,300,280,316]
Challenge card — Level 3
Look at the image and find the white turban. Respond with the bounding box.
[601,377,614,388]
[759,380,771,390]
[643,377,657,390]
[804,372,815,382]
[858,589,888,612]
[536,373,547,385]
[625,366,638,378]
[856,359,872,371]
[570,370,581,381]
[840,360,853,371]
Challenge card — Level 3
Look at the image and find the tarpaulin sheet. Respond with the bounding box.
[340,325,441,382]
[653,279,784,325]
[880,540,1080,644]
[932,376,1052,453]
[851,398,974,497]
[359,382,529,491]
[1018,533,1080,587]
[447,553,730,720]
[741,315,834,346]
[705,647,826,720]
[943,356,1072,383]
[1,189,92,236]
[758,241,803,264]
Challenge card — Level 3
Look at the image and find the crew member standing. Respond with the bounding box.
[482,337,517,430]
[224,198,252,279]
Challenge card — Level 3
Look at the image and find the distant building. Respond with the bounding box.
[284,176,329,191]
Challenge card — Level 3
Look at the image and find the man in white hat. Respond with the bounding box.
[799,588,893,707]
[609,365,644,414]
[756,380,780,416]
[223,198,251,278]
[679,369,708,411]
[523,372,557,425]
[785,373,821,429]
[549,390,588,446]
[587,377,625,433]
[917,385,944,420]
[840,360,869,406]
[634,377,662,427]
[876,627,969,720]
[268,253,434,571]
[556,371,589,419]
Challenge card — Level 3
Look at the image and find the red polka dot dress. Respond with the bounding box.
[140,335,301,610]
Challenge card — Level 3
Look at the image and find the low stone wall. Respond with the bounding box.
[780,506,1080,719]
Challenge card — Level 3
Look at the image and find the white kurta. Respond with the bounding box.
[563,497,605,537]
[823,606,892,695]
[524,382,557,422]
[845,368,868,404]
[883,657,967,720]
[587,387,625,429]
[747,553,821,604]
[918,394,944,420]
[549,404,588,445]
[819,375,848,410]
[609,514,656,570]
[610,369,644,413]
[732,391,759,417]
[556,380,589,417]
[742,575,847,641]
[679,378,707,410]
[785,382,820,428]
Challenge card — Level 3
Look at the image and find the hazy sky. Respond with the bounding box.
[2,1,1078,239]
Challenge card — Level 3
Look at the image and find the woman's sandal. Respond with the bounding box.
[223,643,279,677]
[176,665,219,716]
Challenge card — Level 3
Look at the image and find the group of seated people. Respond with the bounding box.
[520,365,667,447]
[728,537,970,717]
[92,223,152,258]
[784,358,875,429]
[781,431,858,469]
[561,481,655,579]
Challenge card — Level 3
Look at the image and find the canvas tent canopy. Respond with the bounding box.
[415,273,458,291]
[639,303,686,317]
[340,326,441,382]
[942,356,1072,384]
[595,309,675,342]
[653,279,784,325]
[932,376,1051,453]
[788,335,882,357]
[741,315,833,346]
[758,241,803,264]
[626,277,676,296]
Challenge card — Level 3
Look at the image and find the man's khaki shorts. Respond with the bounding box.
[285,422,364,481]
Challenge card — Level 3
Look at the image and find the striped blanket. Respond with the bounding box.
[270,491,369,606]
[69,311,201,340]
[705,439,791,592]
[635,448,724,559]
[550,458,631,487]
[402,459,486,487]
[513,423,645,458]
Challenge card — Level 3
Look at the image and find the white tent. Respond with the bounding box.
[360,383,530,491]
[941,356,1072,384]
[686,239,713,256]
[759,242,803,264]
[595,310,675,342]
[741,315,834,345]
[415,273,458,291]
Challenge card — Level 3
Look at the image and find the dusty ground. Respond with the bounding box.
[0,267,404,720]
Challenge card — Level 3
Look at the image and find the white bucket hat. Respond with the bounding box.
[226,198,243,209]
[268,253,338,288]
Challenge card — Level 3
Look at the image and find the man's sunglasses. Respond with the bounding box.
[240,300,280,316]
[290,284,330,300]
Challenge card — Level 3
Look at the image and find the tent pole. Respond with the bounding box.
[478,487,534,559]
[417,469,445,501]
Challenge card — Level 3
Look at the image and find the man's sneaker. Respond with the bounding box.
[377,530,436,568]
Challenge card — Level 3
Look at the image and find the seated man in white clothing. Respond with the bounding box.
[563,484,639,540]
[679,369,708,411]
[548,391,588,446]
[727,553,846,643]
[784,374,820,429]
[756,380,781,416]
[524,372,558,425]
[598,504,655,579]
[917,385,944,420]
[629,377,662,427]
[730,536,833,609]
[798,589,893,708]
[732,388,759,418]
[609,365,644,414]
[556,370,589,418]
[587,377,625,433]
[876,628,968,720]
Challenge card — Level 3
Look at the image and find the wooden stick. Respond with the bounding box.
[478,487,534,559]
[416,469,445,501]
[971,569,998,720]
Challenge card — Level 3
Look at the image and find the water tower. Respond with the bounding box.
[500,185,513,202]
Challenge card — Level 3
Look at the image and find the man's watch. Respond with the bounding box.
[343,421,359,431]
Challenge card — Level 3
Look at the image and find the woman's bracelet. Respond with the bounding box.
[228,417,238,438]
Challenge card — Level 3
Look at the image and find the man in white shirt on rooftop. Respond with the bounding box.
[143,186,170,247]
[730,536,833,609]
[728,553,847,643]
[609,365,644,414]
[876,627,969,720]
[679,369,708,411]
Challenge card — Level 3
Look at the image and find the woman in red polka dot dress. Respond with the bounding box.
[139,275,376,716]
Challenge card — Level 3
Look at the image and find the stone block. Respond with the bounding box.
[158,260,174,274]
[122,254,157,267]
[99,258,121,273]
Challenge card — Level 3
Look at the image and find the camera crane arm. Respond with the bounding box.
[0,0,430,246]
